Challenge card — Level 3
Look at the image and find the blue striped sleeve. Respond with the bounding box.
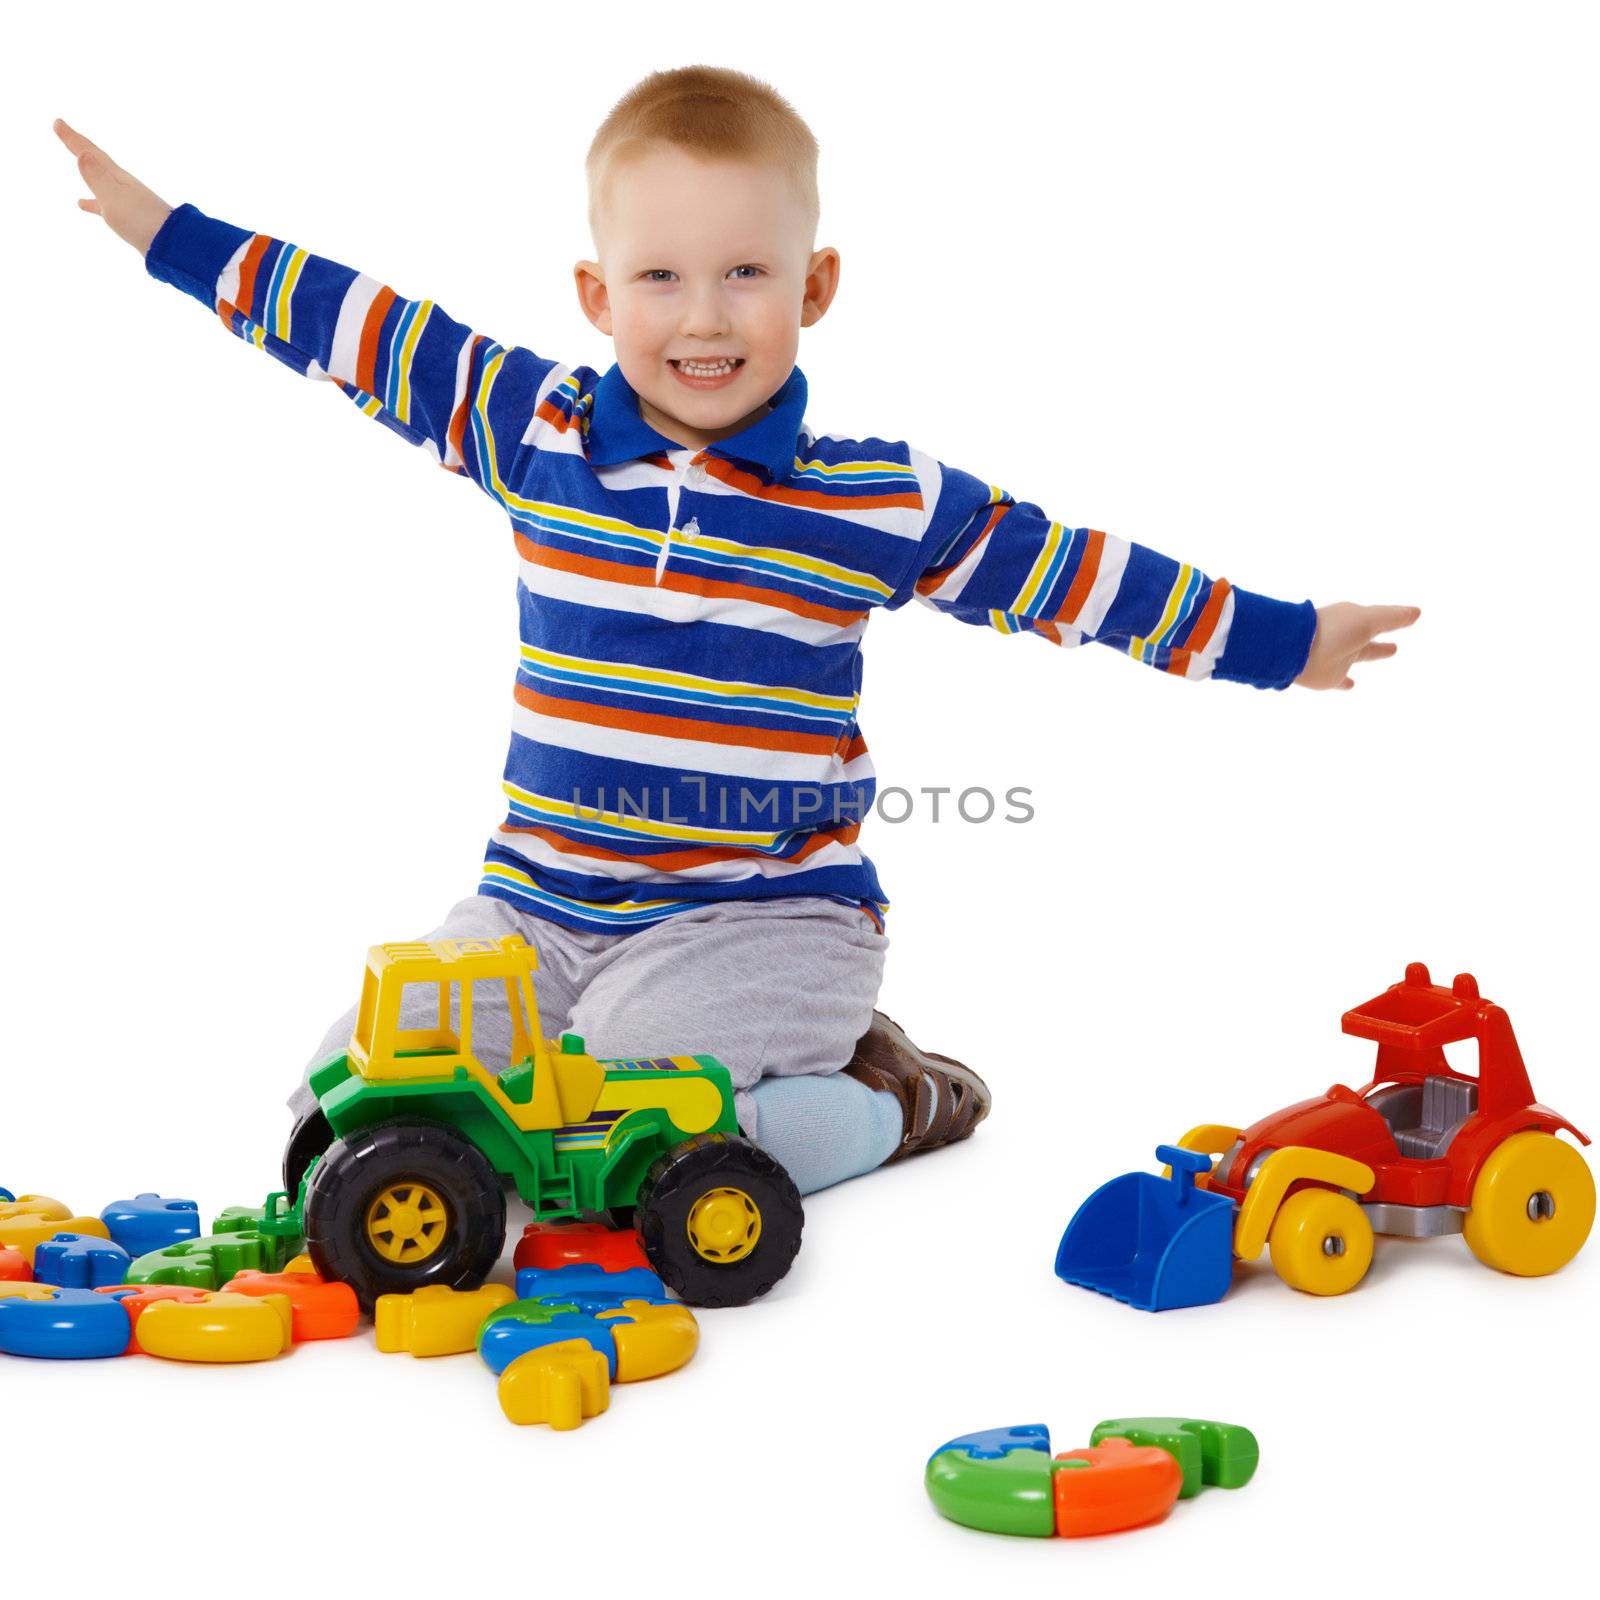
[897,458,1316,689]
[144,201,563,503]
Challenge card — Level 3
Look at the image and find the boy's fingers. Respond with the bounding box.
[1369,604,1421,634]
[1354,641,1398,664]
[54,119,127,197]
[78,198,102,216]
[52,117,101,161]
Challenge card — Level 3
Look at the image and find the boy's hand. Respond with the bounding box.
[52,118,172,256]
[1295,602,1421,690]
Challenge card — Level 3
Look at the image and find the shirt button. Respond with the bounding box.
[686,462,708,485]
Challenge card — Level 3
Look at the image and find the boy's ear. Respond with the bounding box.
[801,246,841,328]
[573,259,612,335]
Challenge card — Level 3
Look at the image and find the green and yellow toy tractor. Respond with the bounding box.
[273,935,802,1309]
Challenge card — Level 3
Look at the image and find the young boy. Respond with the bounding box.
[53,67,1416,1199]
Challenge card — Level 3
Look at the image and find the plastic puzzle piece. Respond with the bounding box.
[925,1425,1057,1537]
[498,1338,612,1429]
[96,1283,215,1349]
[211,1205,266,1235]
[525,1287,672,1317]
[0,1282,62,1301]
[1051,1438,1185,1537]
[373,1283,516,1357]
[100,1195,201,1257]
[134,1291,292,1362]
[222,1268,360,1341]
[0,1199,110,1268]
[0,1283,133,1359]
[934,1424,1053,1460]
[0,1195,71,1222]
[1056,1147,1238,1311]
[1090,1417,1260,1496]
[477,1299,622,1376]
[513,1221,650,1274]
[0,1188,12,1204]
[124,1228,295,1290]
[32,1233,134,1290]
[0,1247,30,1282]
[595,1300,699,1381]
[514,1264,666,1302]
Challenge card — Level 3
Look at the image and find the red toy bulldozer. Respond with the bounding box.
[1057,964,1594,1309]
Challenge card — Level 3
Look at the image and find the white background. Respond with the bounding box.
[3,2,1596,1593]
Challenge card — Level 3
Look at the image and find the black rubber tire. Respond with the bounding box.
[282,1106,335,1199]
[636,1134,803,1307]
[302,1119,506,1310]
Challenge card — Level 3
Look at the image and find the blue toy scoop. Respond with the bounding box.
[1055,1145,1236,1311]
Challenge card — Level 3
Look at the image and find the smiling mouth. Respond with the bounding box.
[670,357,745,377]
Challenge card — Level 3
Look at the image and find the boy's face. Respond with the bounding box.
[575,146,839,452]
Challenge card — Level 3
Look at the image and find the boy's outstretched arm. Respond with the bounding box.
[892,456,1418,690]
[54,118,562,508]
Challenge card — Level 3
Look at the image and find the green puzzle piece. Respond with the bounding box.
[924,1448,1056,1538]
[124,1227,299,1289]
[1089,1417,1259,1497]
[481,1299,583,1328]
[211,1205,267,1235]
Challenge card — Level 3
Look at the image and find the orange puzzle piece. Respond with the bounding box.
[1051,1438,1184,1537]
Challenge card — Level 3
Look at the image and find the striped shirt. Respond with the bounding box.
[145,202,1317,935]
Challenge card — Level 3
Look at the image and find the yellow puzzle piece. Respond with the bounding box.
[0,1196,110,1267]
[598,1301,700,1382]
[499,1338,612,1429]
[0,1282,64,1302]
[374,1283,516,1356]
[135,1291,293,1362]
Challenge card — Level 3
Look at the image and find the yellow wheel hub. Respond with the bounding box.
[686,1186,762,1264]
[1464,1131,1595,1277]
[1268,1188,1375,1296]
[364,1181,449,1264]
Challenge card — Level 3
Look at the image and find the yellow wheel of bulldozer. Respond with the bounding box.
[1268,1189,1374,1296]
[1463,1131,1595,1277]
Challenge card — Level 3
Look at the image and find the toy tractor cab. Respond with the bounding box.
[1058,963,1594,1309]
[276,936,803,1310]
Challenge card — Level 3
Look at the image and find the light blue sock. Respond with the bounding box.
[748,1073,903,1196]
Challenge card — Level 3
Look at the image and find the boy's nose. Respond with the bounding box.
[678,287,730,338]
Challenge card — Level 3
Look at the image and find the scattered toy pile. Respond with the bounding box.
[0,1192,696,1429]
[375,1223,699,1428]
[925,1416,1258,1539]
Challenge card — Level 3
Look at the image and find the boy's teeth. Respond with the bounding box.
[676,358,740,375]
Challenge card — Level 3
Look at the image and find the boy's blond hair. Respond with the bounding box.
[586,65,820,246]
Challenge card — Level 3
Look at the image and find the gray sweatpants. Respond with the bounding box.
[292,893,889,1141]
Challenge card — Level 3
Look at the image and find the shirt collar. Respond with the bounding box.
[585,361,807,479]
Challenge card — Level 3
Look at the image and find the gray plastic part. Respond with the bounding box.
[1360,1202,1467,1238]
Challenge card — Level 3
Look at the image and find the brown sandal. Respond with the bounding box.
[842,1010,991,1163]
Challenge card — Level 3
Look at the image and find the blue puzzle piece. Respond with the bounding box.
[530,1289,673,1316]
[927,1424,1052,1466]
[477,1301,625,1376]
[100,1195,201,1257]
[32,1233,134,1289]
[0,1188,13,1205]
[0,1286,132,1358]
[514,1263,665,1301]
